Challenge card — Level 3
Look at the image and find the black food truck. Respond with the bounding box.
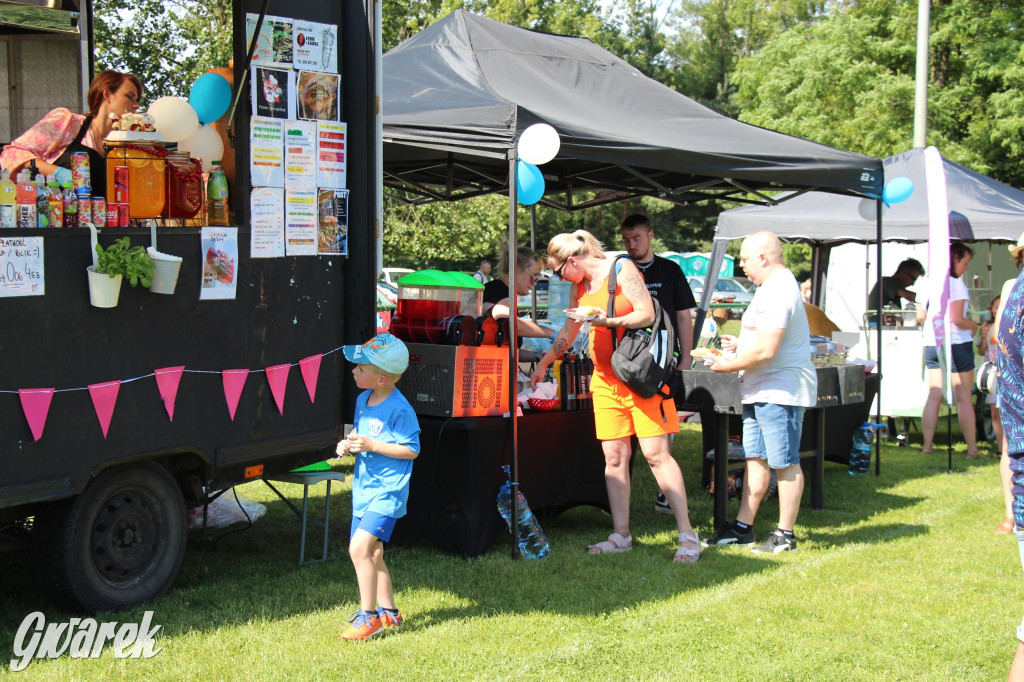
[0,0,377,612]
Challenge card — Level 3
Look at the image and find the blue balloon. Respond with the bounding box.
[189,73,232,125]
[516,160,545,205]
[882,176,914,205]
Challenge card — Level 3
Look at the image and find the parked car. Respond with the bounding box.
[688,276,754,318]
[380,267,414,287]
[377,281,398,309]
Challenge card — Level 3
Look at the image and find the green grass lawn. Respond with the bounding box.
[0,420,1016,680]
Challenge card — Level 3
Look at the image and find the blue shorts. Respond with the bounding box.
[924,342,975,372]
[350,511,397,543]
[742,403,805,469]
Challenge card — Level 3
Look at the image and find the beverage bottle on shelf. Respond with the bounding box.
[580,353,594,409]
[206,161,229,226]
[46,175,62,228]
[559,354,570,410]
[16,171,36,227]
[0,168,15,228]
[61,182,77,228]
[495,465,550,559]
[849,422,873,475]
[34,174,49,227]
[566,353,578,411]
[551,358,563,410]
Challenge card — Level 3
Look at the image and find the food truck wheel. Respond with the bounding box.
[32,462,187,613]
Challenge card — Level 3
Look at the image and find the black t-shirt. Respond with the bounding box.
[633,255,696,320]
[483,279,509,305]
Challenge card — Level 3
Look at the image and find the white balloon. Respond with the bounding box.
[517,123,560,165]
[148,96,200,143]
[858,198,878,221]
[178,125,224,170]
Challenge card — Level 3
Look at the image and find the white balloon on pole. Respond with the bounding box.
[148,96,200,143]
[517,123,560,165]
[178,125,224,170]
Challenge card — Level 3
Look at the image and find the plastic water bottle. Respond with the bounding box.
[206,161,230,226]
[496,466,550,559]
[849,422,873,475]
[872,421,889,440]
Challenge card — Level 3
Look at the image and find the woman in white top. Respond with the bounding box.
[916,242,981,458]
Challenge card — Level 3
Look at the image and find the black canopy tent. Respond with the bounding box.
[381,10,885,555]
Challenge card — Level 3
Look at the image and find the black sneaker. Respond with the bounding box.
[752,529,797,554]
[701,524,755,547]
[654,493,673,515]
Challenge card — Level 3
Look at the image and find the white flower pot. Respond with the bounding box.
[149,257,182,295]
[87,266,122,308]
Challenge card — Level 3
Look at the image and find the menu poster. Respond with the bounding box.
[250,188,285,259]
[250,116,285,187]
[200,227,238,300]
[285,190,318,256]
[318,189,349,256]
[251,66,295,120]
[293,20,338,73]
[284,120,317,190]
[296,71,340,122]
[316,121,347,189]
[245,13,294,67]
[0,237,44,297]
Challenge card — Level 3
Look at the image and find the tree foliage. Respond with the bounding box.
[95,0,232,102]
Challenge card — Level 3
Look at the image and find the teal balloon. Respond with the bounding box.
[516,161,544,205]
[189,73,232,125]
[882,176,914,205]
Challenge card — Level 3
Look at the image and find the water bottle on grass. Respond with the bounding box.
[496,465,550,559]
[849,422,873,475]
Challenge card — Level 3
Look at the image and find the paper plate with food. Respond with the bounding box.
[564,305,604,322]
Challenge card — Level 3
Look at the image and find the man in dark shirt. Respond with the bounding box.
[621,214,697,514]
[867,258,925,310]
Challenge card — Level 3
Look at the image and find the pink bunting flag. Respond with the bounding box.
[88,380,121,439]
[265,364,290,415]
[222,369,249,421]
[299,354,322,403]
[19,388,54,442]
[154,366,185,421]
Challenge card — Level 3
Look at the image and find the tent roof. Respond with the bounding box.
[382,11,883,210]
[716,147,1024,244]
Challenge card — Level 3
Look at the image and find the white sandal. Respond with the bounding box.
[674,531,701,564]
[588,532,632,554]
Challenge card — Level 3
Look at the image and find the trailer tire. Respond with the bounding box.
[32,462,187,613]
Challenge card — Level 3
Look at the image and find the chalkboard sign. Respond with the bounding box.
[0,236,44,297]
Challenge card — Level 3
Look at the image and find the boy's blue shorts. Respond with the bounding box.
[350,511,397,543]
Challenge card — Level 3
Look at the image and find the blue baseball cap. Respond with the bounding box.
[342,333,409,373]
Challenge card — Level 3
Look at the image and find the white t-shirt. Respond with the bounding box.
[920,276,972,346]
[737,268,817,407]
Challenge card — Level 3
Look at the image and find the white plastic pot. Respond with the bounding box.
[87,266,122,308]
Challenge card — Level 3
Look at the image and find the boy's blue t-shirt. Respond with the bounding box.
[351,388,421,519]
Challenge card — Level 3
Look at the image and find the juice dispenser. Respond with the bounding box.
[105,141,167,218]
[446,271,484,317]
[390,270,461,344]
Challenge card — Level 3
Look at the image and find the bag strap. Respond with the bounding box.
[608,256,626,350]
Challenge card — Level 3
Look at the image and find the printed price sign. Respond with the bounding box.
[0,237,44,297]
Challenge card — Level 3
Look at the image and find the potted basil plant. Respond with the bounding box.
[87,237,155,308]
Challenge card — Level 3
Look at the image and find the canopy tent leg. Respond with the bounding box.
[507,156,521,559]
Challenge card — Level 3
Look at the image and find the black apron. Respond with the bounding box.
[54,115,105,197]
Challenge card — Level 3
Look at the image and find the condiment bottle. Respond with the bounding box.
[206,160,229,226]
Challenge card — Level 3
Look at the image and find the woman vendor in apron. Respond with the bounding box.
[1,70,142,193]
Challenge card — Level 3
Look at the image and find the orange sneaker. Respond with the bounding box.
[341,611,383,640]
[997,517,1014,534]
[377,608,403,628]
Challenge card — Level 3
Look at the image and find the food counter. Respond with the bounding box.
[389,409,607,557]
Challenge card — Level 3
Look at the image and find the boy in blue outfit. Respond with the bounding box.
[336,333,420,641]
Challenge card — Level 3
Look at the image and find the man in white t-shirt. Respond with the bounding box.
[472,260,492,283]
[702,231,817,553]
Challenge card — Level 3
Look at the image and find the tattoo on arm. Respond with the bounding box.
[550,336,569,357]
[622,270,649,305]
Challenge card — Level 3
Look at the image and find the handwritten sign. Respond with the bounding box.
[0,237,44,297]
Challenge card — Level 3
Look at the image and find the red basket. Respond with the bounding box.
[528,398,560,411]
